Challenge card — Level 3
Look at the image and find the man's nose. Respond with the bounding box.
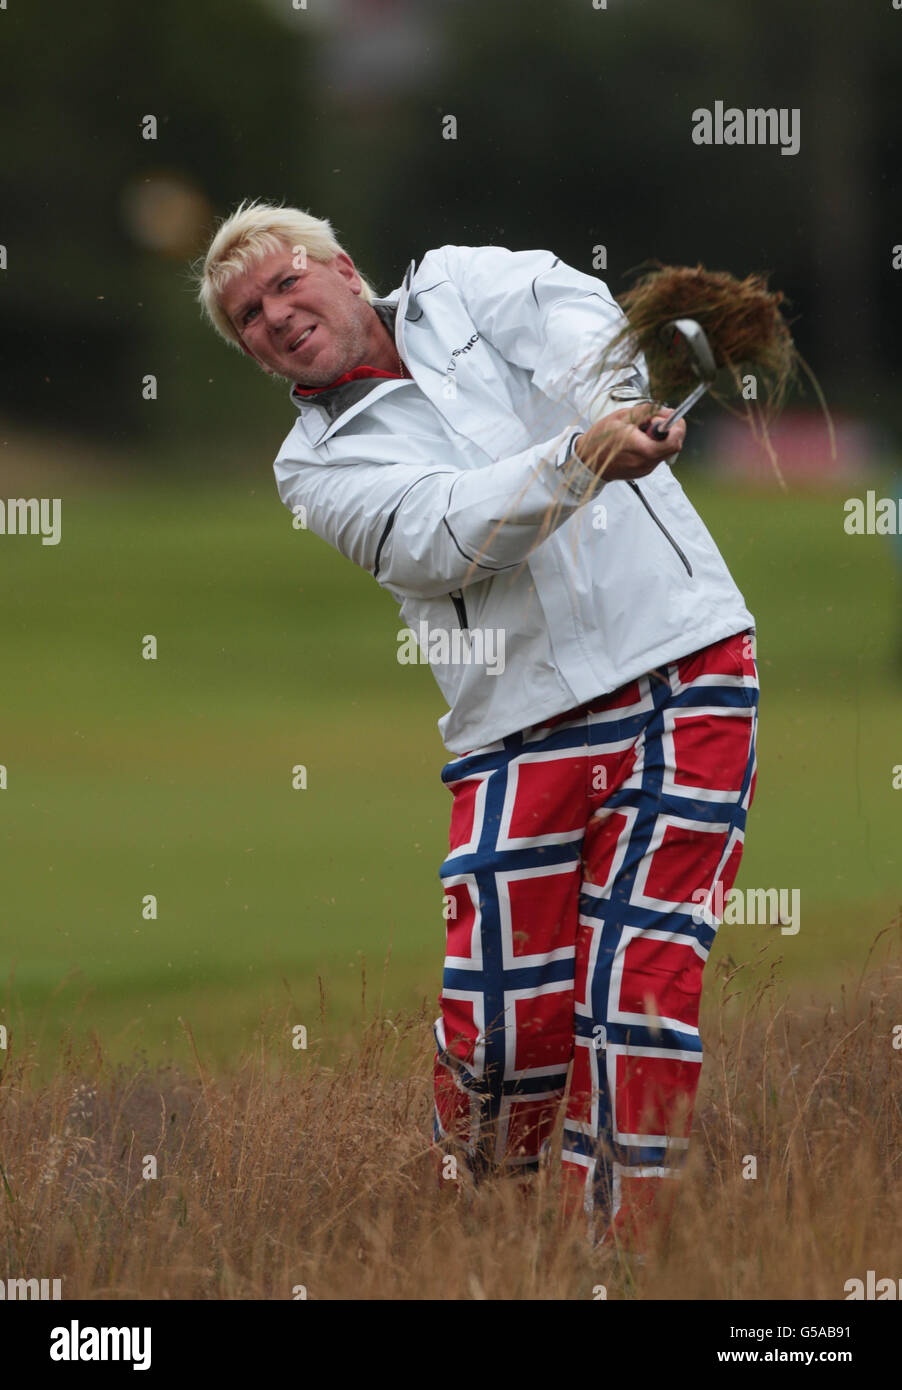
[262,295,294,332]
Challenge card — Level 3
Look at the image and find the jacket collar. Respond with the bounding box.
[287,289,411,427]
[287,260,426,444]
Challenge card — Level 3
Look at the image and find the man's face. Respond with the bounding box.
[220,247,378,386]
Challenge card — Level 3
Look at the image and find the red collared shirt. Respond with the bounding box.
[292,364,408,400]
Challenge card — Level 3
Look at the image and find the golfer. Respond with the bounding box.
[197,202,759,1248]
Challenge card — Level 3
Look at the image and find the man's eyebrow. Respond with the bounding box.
[235,265,295,322]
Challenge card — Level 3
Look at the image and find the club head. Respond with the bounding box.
[659,318,717,384]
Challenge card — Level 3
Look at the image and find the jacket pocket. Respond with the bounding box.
[449,589,469,632]
[627,481,693,577]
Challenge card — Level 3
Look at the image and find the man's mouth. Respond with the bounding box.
[287,325,317,353]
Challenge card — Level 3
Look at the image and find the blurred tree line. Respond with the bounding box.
[0,0,899,469]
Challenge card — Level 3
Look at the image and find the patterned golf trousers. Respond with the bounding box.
[432,628,759,1236]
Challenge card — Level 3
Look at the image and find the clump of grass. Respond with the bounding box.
[583,262,834,490]
[613,263,799,416]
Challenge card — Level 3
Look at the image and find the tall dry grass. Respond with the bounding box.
[1,945,901,1300]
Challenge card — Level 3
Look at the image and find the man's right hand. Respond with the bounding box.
[573,404,686,481]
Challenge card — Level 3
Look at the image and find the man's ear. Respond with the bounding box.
[332,251,362,295]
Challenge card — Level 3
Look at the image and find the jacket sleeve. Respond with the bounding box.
[273,420,604,602]
[435,244,652,423]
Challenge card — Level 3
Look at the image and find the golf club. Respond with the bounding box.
[640,317,717,441]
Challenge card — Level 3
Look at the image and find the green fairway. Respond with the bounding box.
[3,466,900,1069]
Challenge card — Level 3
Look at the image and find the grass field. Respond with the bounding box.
[2,453,901,1074]
[2,956,900,1300]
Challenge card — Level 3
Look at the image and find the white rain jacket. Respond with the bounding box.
[273,245,754,753]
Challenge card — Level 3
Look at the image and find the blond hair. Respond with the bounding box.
[196,200,376,346]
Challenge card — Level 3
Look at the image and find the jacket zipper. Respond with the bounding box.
[449,589,469,632]
[627,482,693,577]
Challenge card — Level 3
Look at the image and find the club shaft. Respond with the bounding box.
[650,381,710,438]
